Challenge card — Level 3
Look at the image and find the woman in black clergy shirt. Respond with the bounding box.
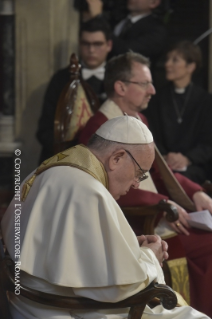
[144,40,212,184]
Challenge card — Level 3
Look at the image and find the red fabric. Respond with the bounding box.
[117,188,168,207]
[78,111,108,145]
[166,235,186,260]
[178,229,212,316]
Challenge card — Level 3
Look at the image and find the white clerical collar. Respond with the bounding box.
[81,62,106,80]
[128,13,151,23]
[174,87,186,94]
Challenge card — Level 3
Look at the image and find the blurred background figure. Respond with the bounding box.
[83,0,167,74]
[144,41,212,184]
[111,0,166,63]
[36,17,112,164]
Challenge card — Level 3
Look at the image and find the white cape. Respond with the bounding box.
[2,166,162,288]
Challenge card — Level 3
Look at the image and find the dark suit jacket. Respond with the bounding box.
[111,14,167,62]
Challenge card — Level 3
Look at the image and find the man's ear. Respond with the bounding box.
[108,150,125,171]
[114,81,126,96]
[149,0,161,9]
[106,40,113,53]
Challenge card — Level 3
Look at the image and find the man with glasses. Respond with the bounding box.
[36,17,112,164]
[78,17,112,102]
[125,149,148,182]
[2,115,209,318]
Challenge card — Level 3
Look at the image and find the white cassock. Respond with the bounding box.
[1,145,209,319]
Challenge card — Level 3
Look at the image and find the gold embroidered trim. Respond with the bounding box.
[21,145,108,201]
[167,257,190,305]
[21,174,36,202]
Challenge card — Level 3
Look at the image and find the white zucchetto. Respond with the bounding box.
[95,115,153,144]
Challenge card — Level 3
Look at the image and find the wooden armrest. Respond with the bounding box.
[158,199,178,222]
[122,200,178,221]
[121,199,178,235]
[122,204,162,234]
[0,257,177,319]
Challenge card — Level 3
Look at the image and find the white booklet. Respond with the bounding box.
[187,210,212,231]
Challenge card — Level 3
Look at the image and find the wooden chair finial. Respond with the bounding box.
[69,53,81,79]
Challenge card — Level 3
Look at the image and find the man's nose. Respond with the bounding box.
[148,83,156,95]
[88,44,95,53]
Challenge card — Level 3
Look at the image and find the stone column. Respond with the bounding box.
[15,0,79,180]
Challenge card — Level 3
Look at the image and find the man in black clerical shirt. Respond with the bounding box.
[36,17,112,164]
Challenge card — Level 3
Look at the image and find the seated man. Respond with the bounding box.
[78,51,212,317]
[2,116,209,319]
[36,16,112,164]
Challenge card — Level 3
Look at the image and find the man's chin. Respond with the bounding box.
[84,60,101,69]
[113,190,130,200]
[141,103,148,111]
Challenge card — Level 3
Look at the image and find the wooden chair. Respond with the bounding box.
[0,242,177,319]
[54,53,100,154]
[122,199,178,235]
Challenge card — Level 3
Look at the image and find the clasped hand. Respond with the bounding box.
[137,234,168,267]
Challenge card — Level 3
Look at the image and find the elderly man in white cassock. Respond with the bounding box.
[1,116,209,319]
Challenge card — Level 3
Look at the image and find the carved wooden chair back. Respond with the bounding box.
[54,53,100,154]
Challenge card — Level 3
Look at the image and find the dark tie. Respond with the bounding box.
[119,18,133,39]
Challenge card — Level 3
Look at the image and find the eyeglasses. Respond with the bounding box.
[124,150,148,183]
[122,80,153,90]
[80,41,106,49]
